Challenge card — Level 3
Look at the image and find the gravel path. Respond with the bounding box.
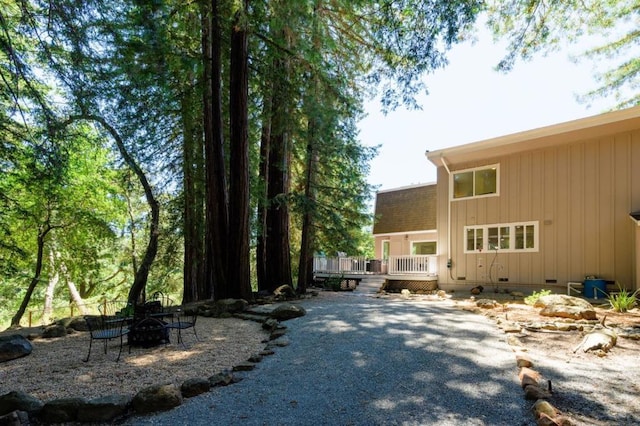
[126,290,531,426]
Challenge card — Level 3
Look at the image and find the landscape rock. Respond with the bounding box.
[0,335,32,363]
[131,384,182,414]
[39,397,86,423]
[273,285,296,299]
[0,391,43,416]
[519,367,541,389]
[573,327,617,353]
[209,370,235,387]
[41,324,67,338]
[58,317,89,332]
[232,361,256,372]
[524,384,552,400]
[476,299,498,309]
[532,400,560,420]
[0,410,29,426]
[76,394,130,422]
[535,295,597,320]
[181,378,211,398]
[269,303,306,321]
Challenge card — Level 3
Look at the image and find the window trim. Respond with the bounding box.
[450,164,500,201]
[464,221,539,253]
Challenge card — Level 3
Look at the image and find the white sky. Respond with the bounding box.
[358,25,617,191]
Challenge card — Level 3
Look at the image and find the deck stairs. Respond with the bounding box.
[356,275,386,294]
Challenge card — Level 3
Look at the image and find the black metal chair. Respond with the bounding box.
[83,301,131,362]
[166,308,199,346]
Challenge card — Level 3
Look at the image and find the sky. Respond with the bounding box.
[358,24,617,192]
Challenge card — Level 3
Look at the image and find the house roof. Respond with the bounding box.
[372,183,437,235]
[426,105,640,168]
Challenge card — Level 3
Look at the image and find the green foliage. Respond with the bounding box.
[486,0,639,108]
[524,289,552,305]
[608,284,639,313]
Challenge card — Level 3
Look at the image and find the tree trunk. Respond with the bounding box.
[65,114,160,307]
[42,248,60,325]
[227,1,252,301]
[256,89,272,293]
[202,0,229,301]
[264,34,293,291]
[297,133,319,294]
[11,225,52,327]
[181,71,205,303]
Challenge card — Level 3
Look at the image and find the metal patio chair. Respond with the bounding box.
[83,301,131,362]
[166,307,199,346]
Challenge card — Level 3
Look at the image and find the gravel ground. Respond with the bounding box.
[126,290,531,426]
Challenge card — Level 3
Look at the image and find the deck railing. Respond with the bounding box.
[313,255,437,275]
[387,255,437,275]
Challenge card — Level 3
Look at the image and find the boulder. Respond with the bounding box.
[535,295,597,320]
[273,285,296,299]
[0,335,32,363]
[0,391,43,416]
[0,410,29,426]
[39,397,86,423]
[131,384,182,414]
[41,324,67,339]
[201,299,248,317]
[269,303,306,321]
[181,378,211,398]
[208,370,235,387]
[76,394,130,422]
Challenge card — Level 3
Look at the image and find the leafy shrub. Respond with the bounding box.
[608,283,639,312]
[524,289,552,306]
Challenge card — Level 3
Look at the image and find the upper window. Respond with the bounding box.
[452,164,499,200]
[464,221,538,253]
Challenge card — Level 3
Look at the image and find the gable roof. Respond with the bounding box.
[372,183,437,235]
[426,105,640,167]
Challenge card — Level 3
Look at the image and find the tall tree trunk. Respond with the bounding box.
[264,31,293,291]
[42,248,60,325]
[228,1,252,300]
[256,90,272,292]
[297,128,319,294]
[297,1,322,294]
[11,225,52,327]
[202,0,229,301]
[182,75,205,303]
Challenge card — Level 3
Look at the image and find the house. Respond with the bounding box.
[372,183,438,263]
[426,105,640,294]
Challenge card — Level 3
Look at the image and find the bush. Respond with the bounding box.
[608,283,638,312]
[524,289,552,306]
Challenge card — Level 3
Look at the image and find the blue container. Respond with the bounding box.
[583,279,606,298]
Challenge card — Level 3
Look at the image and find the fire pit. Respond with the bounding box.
[128,301,171,347]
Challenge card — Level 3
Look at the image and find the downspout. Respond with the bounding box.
[440,155,455,282]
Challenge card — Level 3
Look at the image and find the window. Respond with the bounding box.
[464,221,538,253]
[411,241,437,255]
[382,240,390,260]
[452,164,499,199]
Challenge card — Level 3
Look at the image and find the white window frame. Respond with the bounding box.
[464,221,539,253]
[381,240,390,260]
[450,164,500,201]
[411,240,437,255]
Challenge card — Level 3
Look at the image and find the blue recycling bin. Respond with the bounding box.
[583,279,606,298]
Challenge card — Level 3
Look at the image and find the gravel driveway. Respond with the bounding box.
[127,290,530,425]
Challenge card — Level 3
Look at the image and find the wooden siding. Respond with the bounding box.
[372,184,437,234]
[437,133,640,289]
